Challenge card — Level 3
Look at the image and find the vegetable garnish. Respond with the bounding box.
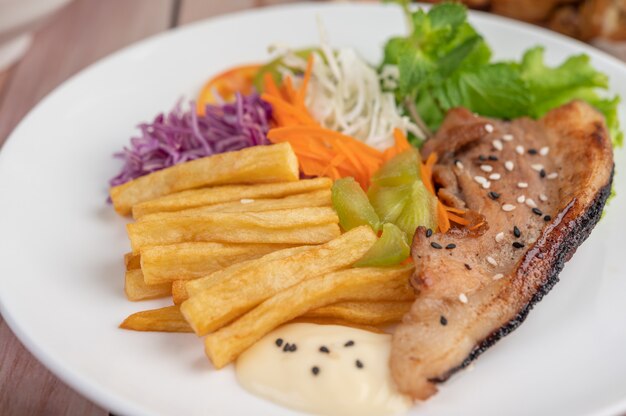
[263,56,412,189]
[110,94,271,187]
[383,1,622,147]
[196,64,262,114]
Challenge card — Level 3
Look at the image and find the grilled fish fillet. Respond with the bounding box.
[391,101,614,399]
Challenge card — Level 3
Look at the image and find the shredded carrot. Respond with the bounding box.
[444,206,466,214]
[447,213,470,225]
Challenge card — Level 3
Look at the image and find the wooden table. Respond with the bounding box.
[0,1,624,415]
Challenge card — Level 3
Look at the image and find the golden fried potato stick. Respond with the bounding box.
[127,207,340,253]
[181,226,377,336]
[140,242,296,284]
[204,265,412,368]
[125,269,171,301]
[304,301,412,325]
[131,177,332,219]
[124,252,141,270]
[288,317,386,334]
[120,305,192,333]
[172,280,188,305]
[111,142,299,215]
[182,245,314,302]
[138,189,331,222]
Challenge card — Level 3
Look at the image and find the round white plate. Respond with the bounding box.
[1,3,625,416]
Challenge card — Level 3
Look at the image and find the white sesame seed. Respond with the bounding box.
[482,181,491,189]
[517,195,526,203]
[480,164,493,172]
[515,145,524,155]
[240,198,255,204]
[517,182,528,189]
[502,204,516,212]
[493,273,504,281]
[539,193,548,202]
[459,293,468,303]
[455,160,464,170]
[531,164,544,172]
[486,256,498,266]
[525,198,537,208]
[547,172,559,180]
[492,139,503,151]
[489,173,501,180]
[485,124,494,133]
[540,146,550,156]
[502,134,514,142]
[495,232,505,243]
[474,175,487,185]
[504,161,514,171]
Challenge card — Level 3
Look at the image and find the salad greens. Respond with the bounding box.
[383,1,623,147]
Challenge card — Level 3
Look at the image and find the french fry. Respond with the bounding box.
[120,305,192,333]
[125,269,171,301]
[124,252,141,270]
[131,177,332,219]
[141,242,296,284]
[172,280,188,305]
[203,265,412,368]
[304,301,412,325]
[111,142,299,215]
[181,226,377,336]
[127,207,340,253]
[138,189,331,222]
[288,317,386,334]
[183,245,315,301]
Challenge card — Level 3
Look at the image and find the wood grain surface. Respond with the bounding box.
[0,0,623,415]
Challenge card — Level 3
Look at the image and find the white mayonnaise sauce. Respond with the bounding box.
[235,323,412,416]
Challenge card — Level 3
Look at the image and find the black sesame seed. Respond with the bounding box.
[512,241,525,249]
[275,338,283,347]
[513,226,521,238]
[544,215,551,221]
[431,242,443,249]
[479,155,487,161]
[532,207,543,216]
[311,366,320,376]
[283,343,290,352]
[445,243,456,250]
[488,155,499,161]
[426,228,433,238]
[319,346,330,354]
[355,360,364,369]
[464,263,472,270]
[488,191,500,200]
[528,148,538,155]
[290,344,297,352]
[344,340,355,347]
[540,169,546,178]
[440,316,448,326]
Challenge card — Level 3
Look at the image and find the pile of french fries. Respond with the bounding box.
[111,143,415,368]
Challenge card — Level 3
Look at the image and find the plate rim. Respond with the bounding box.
[1,2,625,416]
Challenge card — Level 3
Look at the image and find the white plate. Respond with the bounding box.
[1,3,625,416]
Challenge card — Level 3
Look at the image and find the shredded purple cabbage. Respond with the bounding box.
[109,93,272,187]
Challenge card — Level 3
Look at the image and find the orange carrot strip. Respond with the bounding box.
[436,202,451,233]
[447,213,470,225]
[263,73,282,99]
[444,206,466,214]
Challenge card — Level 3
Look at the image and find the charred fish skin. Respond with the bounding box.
[434,170,613,383]
[390,101,615,399]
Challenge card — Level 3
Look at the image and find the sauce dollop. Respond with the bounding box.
[235,323,411,416]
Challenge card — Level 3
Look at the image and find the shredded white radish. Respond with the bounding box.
[269,26,424,150]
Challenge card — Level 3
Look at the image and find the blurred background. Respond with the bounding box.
[0,0,624,414]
